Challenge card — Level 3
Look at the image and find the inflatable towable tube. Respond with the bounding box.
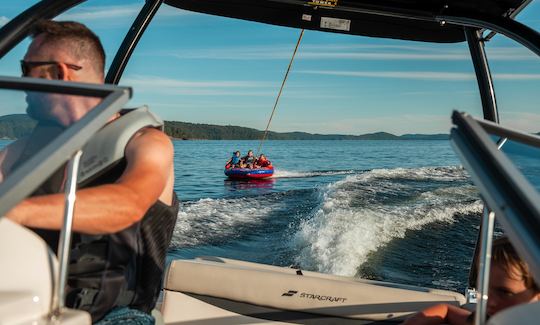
[224,166,274,179]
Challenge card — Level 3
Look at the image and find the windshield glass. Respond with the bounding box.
[0,86,102,179]
[121,3,485,133]
[515,0,540,34]
[499,139,540,191]
[3,0,538,298]
[0,77,129,218]
[0,1,142,79]
[484,29,540,134]
[118,4,487,293]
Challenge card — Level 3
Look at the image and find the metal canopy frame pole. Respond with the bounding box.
[484,0,533,41]
[106,0,163,84]
[464,27,499,296]
[52,150,83,315]
[0,0,85,59]
[474,207,496,325]
[440,15,540,58]
[465,27,499,123]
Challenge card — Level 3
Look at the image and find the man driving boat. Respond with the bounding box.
[0,20,178,324]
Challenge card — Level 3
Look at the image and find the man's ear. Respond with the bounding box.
[57,63,70,80]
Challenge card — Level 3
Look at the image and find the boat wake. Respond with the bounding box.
[292,166,482,276]
[171,195,277,247]
[171,165,481,280]
[272,169,356,178]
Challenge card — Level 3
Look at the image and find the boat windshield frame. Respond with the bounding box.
[451,110,540,298]
[0,76,131,218]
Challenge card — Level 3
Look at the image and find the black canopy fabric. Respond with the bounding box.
[164,0,526,43]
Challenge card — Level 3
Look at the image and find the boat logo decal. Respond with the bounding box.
[282,290,347,303]
[80,155,109,176]
[308,0,338,8]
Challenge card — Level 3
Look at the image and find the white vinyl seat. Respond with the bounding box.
[487,301,540,325]
[0,218,56,323]
[0,218,90,324]
[162,257,466,324]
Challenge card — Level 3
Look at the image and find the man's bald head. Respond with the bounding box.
[29,20,105,80]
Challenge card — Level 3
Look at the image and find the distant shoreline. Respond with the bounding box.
[169,137,450,141]
[0,114,450,140]
[164,120,450,141]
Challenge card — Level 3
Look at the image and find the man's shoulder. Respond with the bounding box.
[125,127,173,159]
[129,127,171,146]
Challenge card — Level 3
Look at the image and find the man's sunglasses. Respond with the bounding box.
[20,60,82,77]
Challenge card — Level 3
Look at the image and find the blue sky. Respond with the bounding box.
[1,0,539,135]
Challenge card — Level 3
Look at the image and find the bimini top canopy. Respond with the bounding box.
[165,0,527,43]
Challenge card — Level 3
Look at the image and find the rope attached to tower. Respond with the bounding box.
[257,29,304,155]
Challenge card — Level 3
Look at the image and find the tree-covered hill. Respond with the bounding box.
[164,121,407,140]
[0,114,37,139]
[0,114,450,140]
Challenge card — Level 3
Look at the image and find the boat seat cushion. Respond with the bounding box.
[163,257,466,321]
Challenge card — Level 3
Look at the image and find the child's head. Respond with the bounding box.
[487,237,540,316]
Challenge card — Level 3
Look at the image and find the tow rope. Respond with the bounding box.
[257,29,304,155]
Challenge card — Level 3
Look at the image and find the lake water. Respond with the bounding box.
[169,140,484,293]
[1,136,537,293]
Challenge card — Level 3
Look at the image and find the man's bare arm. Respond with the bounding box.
[401,303,471,325]
[6,128,174,235]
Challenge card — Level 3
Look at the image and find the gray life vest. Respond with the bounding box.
[17,107,179,322]
[78,106,163,185]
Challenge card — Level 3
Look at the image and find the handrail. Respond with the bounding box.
[476,119,540,149]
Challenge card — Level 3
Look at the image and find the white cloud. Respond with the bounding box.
[123,75,272,88]
[278,114,455,135]
[58,3,190,22]
[0,16,9,27]
[494,73,540,80]
[298,70,540,81]
[499,112,540,133]
[121,75,355,99]
[59,4,142,21]
[121,75,275,97]
[146,44,537,61]
[401,90,477,96]
[299,70,476,81]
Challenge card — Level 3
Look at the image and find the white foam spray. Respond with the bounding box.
[171,196,276,247]
[293,166,482,276]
